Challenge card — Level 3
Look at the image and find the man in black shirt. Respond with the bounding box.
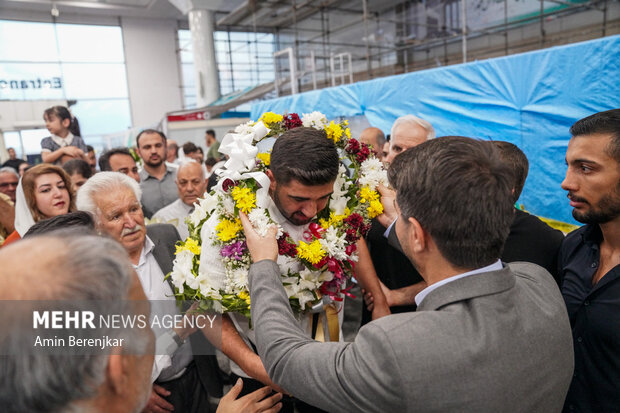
[492,141,565,282]
[559,108,620,412]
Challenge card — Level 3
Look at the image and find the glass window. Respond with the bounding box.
[56,24,125,63]
[0,20,132,150]
[71,99,132,136]
[0,63,64,100]
[3,131,22,158]
[62,63,128,99]
[178,29,275,108]
[0,21,58,62]
[21,129,50,156]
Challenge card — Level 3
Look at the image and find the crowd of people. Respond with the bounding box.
[0,105,618,413]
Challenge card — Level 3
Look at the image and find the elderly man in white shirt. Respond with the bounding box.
[153,160,206,240]
[76,172,217,413]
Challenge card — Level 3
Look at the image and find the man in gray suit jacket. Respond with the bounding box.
[241,137,574,412]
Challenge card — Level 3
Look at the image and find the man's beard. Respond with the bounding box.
[572,190,620,224]
[272,189,312,226]
[144,156,163,168]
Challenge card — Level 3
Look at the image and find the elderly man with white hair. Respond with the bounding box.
[362,114,436,323]
[153,160,206,240]
[383,114,435,164]
[0,232,155,413]
[76,172,223,413]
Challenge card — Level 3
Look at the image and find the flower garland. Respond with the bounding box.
[169,111,388,319]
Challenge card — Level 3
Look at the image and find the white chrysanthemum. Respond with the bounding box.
[278,255,300,275]
[228,267,249,291]
[248,207,272,237]
[170,250,194,292]
[359,169,388,188]
[359,158,388,188]
[301,111,327,129]
[234,121,255,135]
[319,226,348,260]
[222,197,235,215]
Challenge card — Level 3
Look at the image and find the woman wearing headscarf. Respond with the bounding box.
[2,164,75,246]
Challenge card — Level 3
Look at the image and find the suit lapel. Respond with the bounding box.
[417,267,515,312]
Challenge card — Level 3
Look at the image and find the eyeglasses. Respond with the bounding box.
[0,182,18,188]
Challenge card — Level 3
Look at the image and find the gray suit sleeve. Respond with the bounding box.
[249,260,404,413]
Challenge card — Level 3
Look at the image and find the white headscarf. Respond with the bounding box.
[14,178,35,236]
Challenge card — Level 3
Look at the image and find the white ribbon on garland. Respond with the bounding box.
[215,121,271,208]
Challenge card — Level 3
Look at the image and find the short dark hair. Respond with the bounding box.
[270,127,339,186]
[23,212,95,238]
[136,129,166,147]
[389,136,514,269]
[62,159,93,179]
[86,145,94,153]
[182,142,198,154]
[491,141,528,203]
[205,157,218,167]
[206,129,215,137]
[98,147,134,171]
[570,109,620,162]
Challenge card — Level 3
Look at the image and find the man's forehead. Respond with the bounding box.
[281,179,334,195]
[567,133,616,162]
[95,186,138,207]
[0,173,17,181]
[110,153,135,165]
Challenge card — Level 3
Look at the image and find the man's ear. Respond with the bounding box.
[265,169,277,192]
[408,216,427,253]
[106,351,128,395]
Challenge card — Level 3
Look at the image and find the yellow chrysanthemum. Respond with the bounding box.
[344,127,351,139]
[184,238,201,255]
[256,152,271,166]
[297,239,326,265]
[359,186,380,203]
[260,112,283,125]
[368,199,384,218]
[319,208,351,229]
[216,218,243,242]
[325,121,343,143]
[238,290,249,300]
[231,187,256,214]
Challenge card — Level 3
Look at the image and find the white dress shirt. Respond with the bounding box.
[134,236,193,382]
[152,199,193,240]
[415,259,504,306]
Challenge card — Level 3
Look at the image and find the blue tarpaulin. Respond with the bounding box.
[251,35,620,225]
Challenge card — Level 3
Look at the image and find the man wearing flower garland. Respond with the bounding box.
[197,126,390,411]
[241,136,574,412]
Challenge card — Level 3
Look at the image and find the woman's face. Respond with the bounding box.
[70,173,87,191]
[34,173,70,219]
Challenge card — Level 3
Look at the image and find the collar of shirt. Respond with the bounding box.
[581,223,602,250]
[50,132,74,148]
[267,197,310,243]
[139,163,175,181]
[132,236,171,298]
[415,259,503,306]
